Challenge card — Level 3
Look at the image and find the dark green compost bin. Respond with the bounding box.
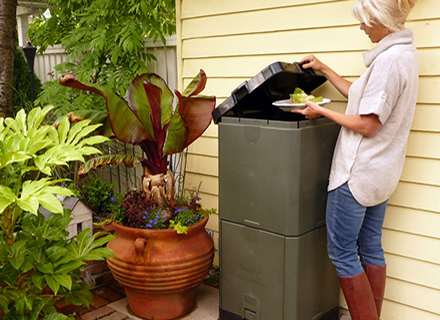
[212,62,341,320]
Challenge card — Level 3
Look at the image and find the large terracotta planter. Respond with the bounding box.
[106,215,214,320]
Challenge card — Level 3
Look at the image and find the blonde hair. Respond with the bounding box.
[352,0,417,32]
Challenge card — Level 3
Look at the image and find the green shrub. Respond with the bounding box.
[80,178,123,219]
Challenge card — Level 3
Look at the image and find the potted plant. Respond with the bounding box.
[0,106,115,319]
[59,70,216,320]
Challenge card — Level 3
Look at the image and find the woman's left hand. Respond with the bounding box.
[291,100,323,119]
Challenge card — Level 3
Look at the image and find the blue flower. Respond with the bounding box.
[195,215,199,220]
[186,219,191,222]
[145,223,153,228]
[111,197,115,202]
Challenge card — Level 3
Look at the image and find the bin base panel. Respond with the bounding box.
[219,307,340,320]
[220,221,340,320]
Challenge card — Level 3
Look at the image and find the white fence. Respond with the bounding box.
[34,35,178,90]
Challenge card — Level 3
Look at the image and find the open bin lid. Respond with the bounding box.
[212,62,327,123]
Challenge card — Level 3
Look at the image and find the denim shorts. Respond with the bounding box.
[326,182,387,277]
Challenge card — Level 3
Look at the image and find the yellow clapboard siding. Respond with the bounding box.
[183,48,440,79]
[385,277,440,316]
[203,124,218,139]
[212,233,219,266]
[185,154,218,177]
[400,157,440,186]
[409,0,440,20]
[381,299,440,320]
[385,253,440,290]
[182,0,439,20]
[382,229,440,264]
[412,103,440,132]
[181,0,337,19]
[183,52,365,78]
[384,205,440,238]
[182,1,357,40]
[205,212,219,233]
[407,131,440,159]
[389,182,440,213]
[188,136,218,157]
[417,76,440,105]
[182,25,370,59]
[182,19,439,59]
[196,192,218,212]
[183,172,218,196]
[418,48,440,76]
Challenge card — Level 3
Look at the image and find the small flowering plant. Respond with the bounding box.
[114,187,215,234]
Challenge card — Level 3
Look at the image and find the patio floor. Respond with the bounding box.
[65,280,348,320]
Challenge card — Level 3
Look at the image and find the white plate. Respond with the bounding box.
[273,98,331,111]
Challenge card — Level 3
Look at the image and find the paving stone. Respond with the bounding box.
[94,286,125,302]
[81,306,115,320]
[54,298,77,315]
[109,281,126,295]
[89,293,109,308]
[100,311,129,320]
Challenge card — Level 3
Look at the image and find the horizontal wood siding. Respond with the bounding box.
[178,0,440,318]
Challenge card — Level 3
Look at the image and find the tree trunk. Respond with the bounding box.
[0,0,17,118]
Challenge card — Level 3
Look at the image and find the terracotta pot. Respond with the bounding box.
[106,215,214,320]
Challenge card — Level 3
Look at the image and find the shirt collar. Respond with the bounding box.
[363,29,414,67]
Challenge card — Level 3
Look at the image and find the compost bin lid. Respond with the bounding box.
[212,61,327,123]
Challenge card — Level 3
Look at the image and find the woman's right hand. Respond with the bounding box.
[300,55,326,73]
[300,54,352,99]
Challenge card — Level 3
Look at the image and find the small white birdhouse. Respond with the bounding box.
[40,196,93,239]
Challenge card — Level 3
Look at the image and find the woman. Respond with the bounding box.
[292,0,419,319]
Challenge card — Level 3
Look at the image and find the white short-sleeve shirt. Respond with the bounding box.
[328,29,419,206]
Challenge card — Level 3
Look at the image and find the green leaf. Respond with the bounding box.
[46,246,68,263]
[53,274,72,291]
[0,185,17,213]
[42,313,69,320]
[37,193,64,214]
[54,260,84,275]
[30,297,54,320]
[32,275,44,290]
[82,247,116,261]
[57,116,70,143]
[2,263,18,286]
[21,259,35,273]
[45,275,60,294]
[36,262,54,274]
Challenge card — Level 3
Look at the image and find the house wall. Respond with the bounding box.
[176,0,440,318]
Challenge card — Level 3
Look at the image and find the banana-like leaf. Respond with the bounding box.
[60,74,151,144]
[182,69,208,97]
[128,73,173,139]
[60,70,216,175]
[78,154,142,178]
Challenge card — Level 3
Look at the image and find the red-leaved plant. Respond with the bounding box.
[59,70,216,223]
